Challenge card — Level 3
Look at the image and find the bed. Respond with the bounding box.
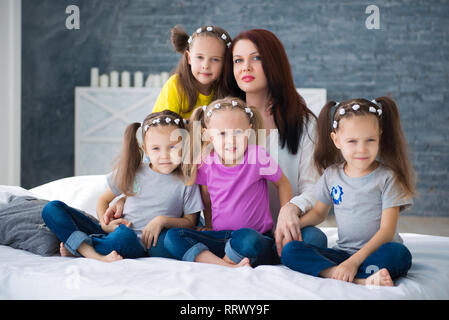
[1,175,448,300]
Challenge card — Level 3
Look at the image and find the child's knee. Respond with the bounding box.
[163,228,182,249]
[301,226,328,248]
[230,228,264,253]
[280,240,305,266]
[381,242,412,265]
[41,200,67,224]
[110,224,137,241]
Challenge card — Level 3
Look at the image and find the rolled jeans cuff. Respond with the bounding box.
[182,242,209,262]
[224,239,246,264]
[65,230,93,256]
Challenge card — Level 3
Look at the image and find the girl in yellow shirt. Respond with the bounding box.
[152,25,232,119]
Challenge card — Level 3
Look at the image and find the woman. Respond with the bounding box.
[224,29,326,257]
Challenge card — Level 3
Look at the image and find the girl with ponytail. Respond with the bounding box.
[152,25,232,119]
[163,97,293,268]
[42,110,204,262]
[282,97,416,287]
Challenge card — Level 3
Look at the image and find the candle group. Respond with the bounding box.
[89,68,169,88]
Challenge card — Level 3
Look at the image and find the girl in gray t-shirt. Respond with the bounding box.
[42,111,203,262]
[281,96,416,287]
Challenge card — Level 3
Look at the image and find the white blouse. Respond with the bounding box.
[266,116,320,226]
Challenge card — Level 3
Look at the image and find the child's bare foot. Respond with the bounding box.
[223,255,252,268]
[354,268,394,287]
[60,242,75,257]
[100,250,123,263]
[235,257,251,268]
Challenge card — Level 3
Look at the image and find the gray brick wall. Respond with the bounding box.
[22,0,449,216]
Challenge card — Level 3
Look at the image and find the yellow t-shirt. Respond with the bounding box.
[152,74,214,119]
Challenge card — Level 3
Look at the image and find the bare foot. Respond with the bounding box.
[223,255,252,268]
[354,268,394,287]
[235,257,251,268]
[100,250,123,263]
[60,242,75,257]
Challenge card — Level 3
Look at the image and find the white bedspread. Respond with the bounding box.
[1,228,448,300]
[1,175,448,299]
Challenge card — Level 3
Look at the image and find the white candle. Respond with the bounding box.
[160,72,169,84]
[110,71,119,87]
[90,68,99,87]
[145,74,153,87]
[153,74,161,87]
[121,71,130,87]
[99,74,109,88]
[134,71,143,87]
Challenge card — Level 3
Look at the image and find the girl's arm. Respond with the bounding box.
[347,206,400,268]
[142,212,199,248]
[96,188,130,233]
[199,185,212,229]
[272,173,293,207]
[299,200,331,228]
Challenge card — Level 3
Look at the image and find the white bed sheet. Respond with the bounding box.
[1,175,448,299]
[1,228,448,300]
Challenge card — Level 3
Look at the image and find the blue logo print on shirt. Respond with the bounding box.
[331,185,344,204]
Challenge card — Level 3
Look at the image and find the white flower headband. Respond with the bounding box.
[142,117,186,132]
[331,100,382,129]
[203,101,253,119]
[188,26,231,48]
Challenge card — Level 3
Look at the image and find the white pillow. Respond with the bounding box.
[29,175,108,218]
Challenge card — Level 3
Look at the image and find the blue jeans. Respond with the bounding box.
[164,226,327,267]
[281,241,412,279]
[41,200,172,259]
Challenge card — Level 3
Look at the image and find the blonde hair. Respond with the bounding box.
[182,97,263,185]
[112,110,187,196]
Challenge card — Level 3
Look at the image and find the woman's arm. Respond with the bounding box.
[275,200,330,256]
[289,118,321,215]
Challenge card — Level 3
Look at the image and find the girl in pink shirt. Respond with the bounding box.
[164,97,293,267]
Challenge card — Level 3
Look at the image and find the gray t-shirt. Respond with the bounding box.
[107,165,204,240]
[314,163,413,254]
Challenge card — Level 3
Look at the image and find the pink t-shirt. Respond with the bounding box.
[196,144,282,233]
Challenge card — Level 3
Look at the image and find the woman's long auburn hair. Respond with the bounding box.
[224,29,315,154]
[314,96,416,199]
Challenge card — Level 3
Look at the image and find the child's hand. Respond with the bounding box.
[104,197,126,225]
[331,259,359,283]
[196,225,213,231]
[101,218,131,234]
[142,216,167,249]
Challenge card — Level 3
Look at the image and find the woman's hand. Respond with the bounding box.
[142,216,167,249]
[274,202,303,256]
[104,196,126,225]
